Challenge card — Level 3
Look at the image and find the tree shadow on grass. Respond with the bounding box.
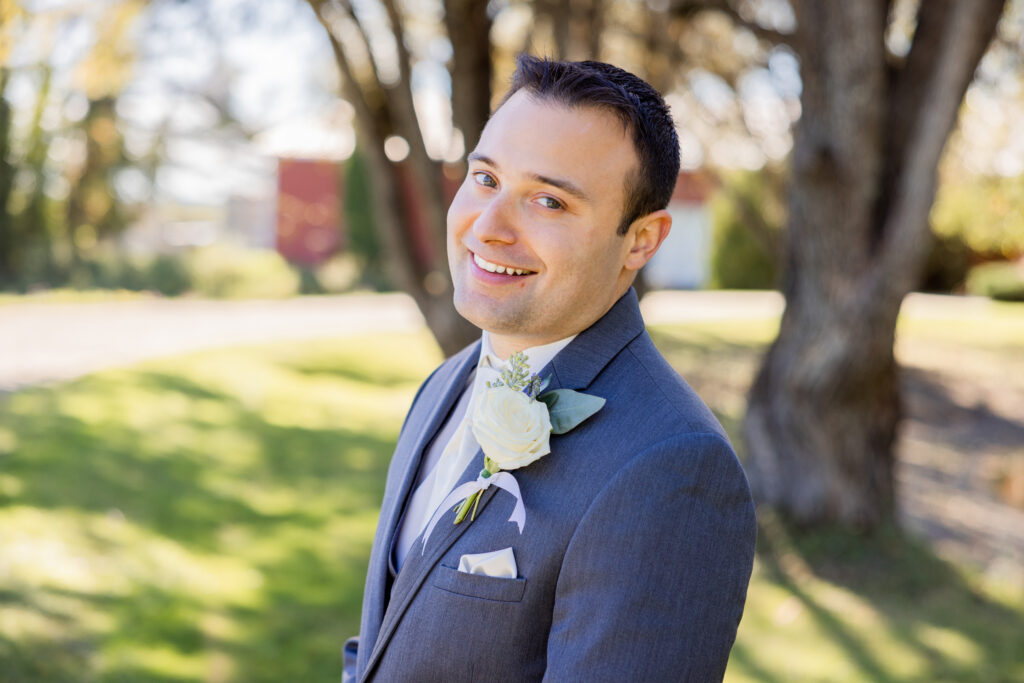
[902,367,1024,451]
[0,363,403,681]
[648,325,769,368]
[282,359,418,388]
[0,559,372,683]
[740,509,1024,682]
[2,371,396,550]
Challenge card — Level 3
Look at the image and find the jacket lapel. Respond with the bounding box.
[382,343,480,556]
[357,341,479,675]
[363,441,497,678]
[546,287,645,391]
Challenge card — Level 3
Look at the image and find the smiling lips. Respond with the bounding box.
[473,252,535,276]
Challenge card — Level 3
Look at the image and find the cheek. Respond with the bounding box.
[532,230,576,271]
[447,188,477,235]
[571,239,625,293]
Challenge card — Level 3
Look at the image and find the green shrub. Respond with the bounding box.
[6,244,303,299]
[709,170,783,290]
[72,249,148,291]
[932,174,1024,258]
[710,212,777,290]
[146,253,192,296]
[965,261,1024,301]
[69,249,187,295]
[188,245,299,299]
[344,149,391,290]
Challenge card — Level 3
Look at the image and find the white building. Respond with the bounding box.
[645,172,717,290]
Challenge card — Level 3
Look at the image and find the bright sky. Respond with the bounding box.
[128,0,348,203]
[7,0,351,205]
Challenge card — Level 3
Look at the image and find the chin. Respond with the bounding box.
[452,291,491,331]
[454,295,527,337]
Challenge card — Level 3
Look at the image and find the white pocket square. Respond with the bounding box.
[457,547,517,579]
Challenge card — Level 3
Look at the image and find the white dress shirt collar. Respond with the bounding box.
[478,331,576,377]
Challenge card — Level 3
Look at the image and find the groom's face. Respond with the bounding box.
[447,90,641,351]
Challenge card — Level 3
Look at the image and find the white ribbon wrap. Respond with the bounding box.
[420,471,526,553]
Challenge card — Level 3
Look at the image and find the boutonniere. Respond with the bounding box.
[421,351,605,551]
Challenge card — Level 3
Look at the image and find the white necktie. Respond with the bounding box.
[418,355,503,539]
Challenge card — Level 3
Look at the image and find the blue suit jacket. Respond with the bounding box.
[348,289,756,682]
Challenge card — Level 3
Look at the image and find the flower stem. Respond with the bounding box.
[453,459,502,525]
[453,492,478,525]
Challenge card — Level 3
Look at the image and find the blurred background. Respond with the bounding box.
[0,0,1022,681]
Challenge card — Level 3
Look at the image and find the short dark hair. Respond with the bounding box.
[501,55,680,235]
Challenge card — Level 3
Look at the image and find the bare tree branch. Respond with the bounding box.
[585,0,605,60]
[443,0,492,151]
[380,0,448,264]
[306,0,421,295]
[329,0,391,101]
[554,0,571,60]
[670,0,794,45]
[867,0,1006,307]
[379,0,419,135]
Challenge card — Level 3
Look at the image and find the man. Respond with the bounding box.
[345,56,756,682]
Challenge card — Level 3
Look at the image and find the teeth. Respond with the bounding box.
[474,253,531,276]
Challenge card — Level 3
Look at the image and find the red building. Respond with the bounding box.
[276,158,344,266]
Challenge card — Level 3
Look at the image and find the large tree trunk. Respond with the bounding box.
[743,0,1005,528]
[533,0,605,62]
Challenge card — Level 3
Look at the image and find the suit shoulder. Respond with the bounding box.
[618,331,729,441]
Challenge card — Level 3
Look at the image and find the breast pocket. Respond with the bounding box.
[431,563,527,603]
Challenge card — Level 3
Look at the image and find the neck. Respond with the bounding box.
[487,282,634,360]
[487,334,551,361]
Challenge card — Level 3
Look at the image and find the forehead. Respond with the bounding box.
[475,91,638,200]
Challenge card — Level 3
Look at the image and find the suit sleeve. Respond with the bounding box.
[543,432,756,682]
[341,637,358,683]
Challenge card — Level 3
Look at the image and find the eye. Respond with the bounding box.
[472,171,497,188]
[537,196,563,210]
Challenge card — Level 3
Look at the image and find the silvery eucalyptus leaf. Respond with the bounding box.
[539,389,606,434]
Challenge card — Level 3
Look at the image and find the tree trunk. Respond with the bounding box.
[745,285,903,527]
[310,0,484,357]
[443,0,492,153]
[584,0,604,60]
[0,68,15,286]
[743,0,1005,528]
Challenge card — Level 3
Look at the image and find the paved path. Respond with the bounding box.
[0,290,997,391]
[0,290,790,391]
[0,294,424,391]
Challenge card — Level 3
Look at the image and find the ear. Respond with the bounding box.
[623,209,671,272]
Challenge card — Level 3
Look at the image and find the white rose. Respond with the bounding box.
[471,386,552,470]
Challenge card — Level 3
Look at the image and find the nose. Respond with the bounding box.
[471,193,517,245]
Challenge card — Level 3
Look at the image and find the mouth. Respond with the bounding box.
[472,252,536,276]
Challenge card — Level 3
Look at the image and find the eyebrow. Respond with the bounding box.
[467,152,591,204]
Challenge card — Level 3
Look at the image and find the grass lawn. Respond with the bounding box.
[1,306,1022,681]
